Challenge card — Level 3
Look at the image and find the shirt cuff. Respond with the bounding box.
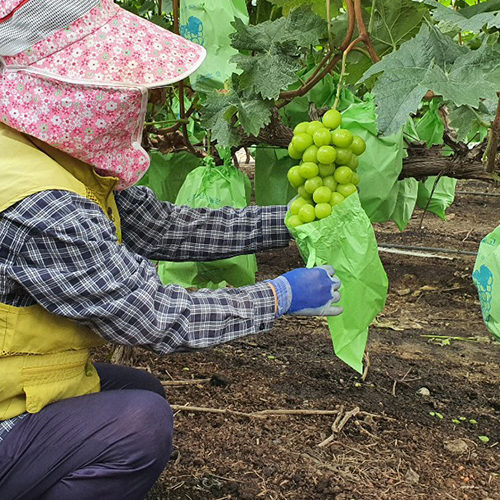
[266,276,292,318]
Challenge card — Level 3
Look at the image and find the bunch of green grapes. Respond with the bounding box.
[286,109,366,228]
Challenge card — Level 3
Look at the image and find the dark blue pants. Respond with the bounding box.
[0,363,173,500]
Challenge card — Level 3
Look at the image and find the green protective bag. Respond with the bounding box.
[340,100,404,223]
[180,0,249,91]
[287,194,388,373]
[390,178,419,231]
[139,151,203,203]
[416,176,457,221]
[414,101,457,220]
[254,147,297,206]
[473,226,500,342]
[157,159,257,289]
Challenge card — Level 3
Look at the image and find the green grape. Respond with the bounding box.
[304,176,323,194]
[331,129,353,148]
[318,163,335,177]
[313,128,332,147]
[313,186,332,204]
[330,192,345,206]
[289,197,310,215]
[316,145,337,164]
[298,204,316,223]
[348,154,359,170]
[350,135,366,156]
[302,145,319,163]
[287,166,305,188]
[335,147,352,166]
[292,133,313,152]
[299,161,319,179]
[334,166,353,185]
[322,175,338,192]
[306,121,324,136]
[351,172,360,186]
[293,122,309,135]
[297,186,312,199]
[315,202,332,219]
[288,215,303,228]
[288,142,303,160]
[322,109,341,130]
[337,183,357,198]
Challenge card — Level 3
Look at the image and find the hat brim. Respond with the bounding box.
[29,6,207,88]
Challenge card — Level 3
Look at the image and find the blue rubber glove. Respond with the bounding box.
[268,265,342,317]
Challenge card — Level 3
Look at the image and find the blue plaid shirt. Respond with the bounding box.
[0,185,290,442]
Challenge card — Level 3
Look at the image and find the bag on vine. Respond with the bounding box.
[157,154,257,290]
[180,0,248,90]
[473,225,500,342]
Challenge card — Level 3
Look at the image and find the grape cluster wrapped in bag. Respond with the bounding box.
[286,109,366,228]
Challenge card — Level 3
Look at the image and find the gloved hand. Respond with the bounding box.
[268,265,342,317]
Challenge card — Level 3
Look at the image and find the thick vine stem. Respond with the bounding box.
[233,113,493,181]
[485,92,500,173]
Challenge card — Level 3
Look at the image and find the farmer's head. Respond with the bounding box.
[0,0,206,189]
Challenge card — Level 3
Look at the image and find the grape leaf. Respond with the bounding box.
[229,7,327,99]
[360,24,500,136]
[422,0,500,31]
[201,79,273,147]
[332,0,428,86]
[448,101,495,142]
[267,0,343,18]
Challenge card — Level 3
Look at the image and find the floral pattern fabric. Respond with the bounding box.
[4,0,206,88]
[1,70,150,190]
[0,0,206,189]
[0,0,26,19]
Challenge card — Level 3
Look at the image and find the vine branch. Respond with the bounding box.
[276,0,355,106]
[172,0,196,154]
[353,0,380,62]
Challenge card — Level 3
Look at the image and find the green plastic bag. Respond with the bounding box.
[416,176,457,221]
[414,101,457,221]
[157,158,257,289]
[254,147,297,206]
[139,151,203,203]
[340,100,404,223]
[390,178,419,231]
[287,194,388,373]
[473,226,500,342]
[180,0,248,91]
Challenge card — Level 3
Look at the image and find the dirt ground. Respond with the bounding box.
[104,179,499,500]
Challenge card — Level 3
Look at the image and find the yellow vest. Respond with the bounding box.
[0,123,122,420]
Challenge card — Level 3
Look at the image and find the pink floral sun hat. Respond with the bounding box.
[0,0,207,189]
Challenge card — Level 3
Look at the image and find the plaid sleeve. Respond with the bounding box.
[115,186,291,261]
[3,190,277,354]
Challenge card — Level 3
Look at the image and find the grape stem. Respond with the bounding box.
[333,36,364,110]
[326,0,334,51]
